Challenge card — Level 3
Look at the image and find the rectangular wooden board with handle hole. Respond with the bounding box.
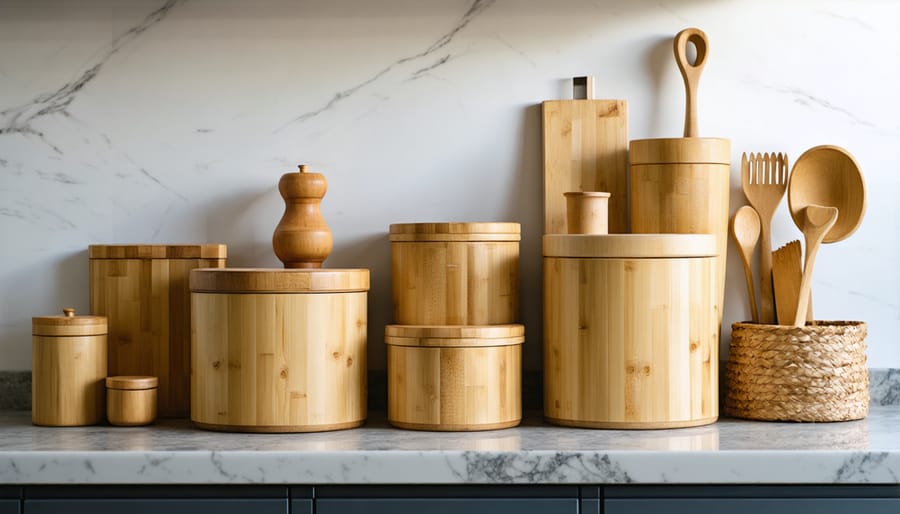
[542,76,628,234]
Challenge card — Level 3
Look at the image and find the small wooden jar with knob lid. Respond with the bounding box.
[32,308,108,426]
[106,376,158,426]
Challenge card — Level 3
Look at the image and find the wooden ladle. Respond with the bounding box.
[731,206,761,323]
[793,205,839,326]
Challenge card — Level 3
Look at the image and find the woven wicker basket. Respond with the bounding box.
[725,321,868,422]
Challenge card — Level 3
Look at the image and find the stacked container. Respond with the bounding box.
[386,222,524,431]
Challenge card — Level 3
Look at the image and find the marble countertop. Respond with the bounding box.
[0,408,898,485]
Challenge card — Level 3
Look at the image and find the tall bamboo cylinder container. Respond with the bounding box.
[191,268,369,433]
[32,309,107,426]
[386,324,523,431]
[390,222,520,325]
[89,244,226,418]
[543,234,719,429]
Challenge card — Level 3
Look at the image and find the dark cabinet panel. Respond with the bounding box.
[605,498,900,514]
[317,498,578,514]
[0,500,19,514]
[23,498,287,514]
[290,499,313,514]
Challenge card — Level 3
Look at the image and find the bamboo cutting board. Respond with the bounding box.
[543,76,628,234]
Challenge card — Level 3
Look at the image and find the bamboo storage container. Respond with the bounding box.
[390,222,520,325]
[385,324,524,431]
[191,268,369,433]
[106,376,158,426]
[543,234,719,429]
[89,244,226,418]
[32,308,108,426]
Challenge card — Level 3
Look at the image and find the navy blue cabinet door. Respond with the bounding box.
[317,498,578,514]
[0,500,19,514]
[23,499,286,514]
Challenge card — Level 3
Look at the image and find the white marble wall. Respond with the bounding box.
[1,0,898,371]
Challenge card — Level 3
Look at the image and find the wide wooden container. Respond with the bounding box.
[543,234,719,429]
[629,138,730,328]
[390,222,520,325]
[89,244,226,418]
[32,309,107,426]
[386,324,523,431]
[191,268,369,433]
[106,376,158,427]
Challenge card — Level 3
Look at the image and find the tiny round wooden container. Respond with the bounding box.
[543,234,719,429]
[32,309,108,427]
[106,376,158,426]
[385,324,524,431]
[190,268,369,433]
[390,222,520,326]
[564,191,610,235]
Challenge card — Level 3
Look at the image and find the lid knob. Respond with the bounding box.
[63,308,75,317]
[298,164,309,173]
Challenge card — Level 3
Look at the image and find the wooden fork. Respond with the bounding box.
[741,152,788,324]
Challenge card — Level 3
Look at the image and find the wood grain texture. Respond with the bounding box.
[673,28,708,138]
[190,268,369,293]
[564,192,610,234]
[88,244,226,259]
[542,97,628,234]
[731,206,761,323]
[389,222,520,240]
[793,205,838,326]
[90,248,226,418]
[191,290,368,433]
[106,387,157,426]
[630,138,729,165]
[31,332,107,427]
[543,254,718,428]
[272,164,333,269]
[772,240,804,325]
[386,325,523,431]
[543,234,716,259]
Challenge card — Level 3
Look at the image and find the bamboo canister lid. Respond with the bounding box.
[89,244,227,259]
[190,268,370,293]
[389,222,521,242]
[629,137,730,165]
[385,324,525,348]
[106,376,158,390]
[543,234,717,258]
[32,308,107,336]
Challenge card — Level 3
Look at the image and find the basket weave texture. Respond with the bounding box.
[725,321,868,422]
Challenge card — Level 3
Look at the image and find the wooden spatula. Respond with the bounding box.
[772,240,813,325]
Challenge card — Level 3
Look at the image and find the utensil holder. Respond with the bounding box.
[564,191,610,234]
[725,321,868,422]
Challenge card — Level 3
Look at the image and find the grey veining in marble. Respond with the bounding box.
[870,368,900,406]
[0,408,897,485]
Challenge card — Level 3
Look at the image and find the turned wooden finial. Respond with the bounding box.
[63,308,75,317]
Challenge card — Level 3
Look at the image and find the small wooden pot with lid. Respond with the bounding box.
[32,308,108,426]
[106,376,158,426]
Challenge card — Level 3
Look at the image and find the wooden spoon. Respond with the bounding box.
[673,27,708,137]
[730,206,761,323]
[793,205,839,326]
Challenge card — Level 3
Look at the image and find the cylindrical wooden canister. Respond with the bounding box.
[629,138,730,329]
[191,268,369,433]
[564,191,611,234]
[32,308,108,426]
[390,222,520,325]
[89,244,227,418]
[386,324,523,431]
[543,234,719,429]
[106,376,158,426]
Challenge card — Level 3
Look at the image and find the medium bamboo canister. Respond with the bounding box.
[190,268,369,433]
[32,309,107,426]
[629,138,730,329]
[385,324,524,431]
[543,234,719,429]
[389,222,520,325]
[89,244,226,418]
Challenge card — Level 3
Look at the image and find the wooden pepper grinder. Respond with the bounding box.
[273,164,333,268]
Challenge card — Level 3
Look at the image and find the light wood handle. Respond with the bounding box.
[674,27,708,138]
[63,308,75,317]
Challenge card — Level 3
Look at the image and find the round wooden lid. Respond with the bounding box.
[89,244,227,260]
[32,308,107,336]
[389,222,521,242]
[190,268,370,293]
[384,324,525,348]
[106,376,158,390]
[629,137,730,165]
[543,234,717,258]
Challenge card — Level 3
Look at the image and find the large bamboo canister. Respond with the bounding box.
[629,138,730,329]
[89,244,226,418]
[390,222,520,325]
[191,268,369,433]
[385,324,524,431]
[543,234,719,429]
[32,308,107,426]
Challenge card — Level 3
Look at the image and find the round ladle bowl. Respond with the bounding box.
[787,145,866,243]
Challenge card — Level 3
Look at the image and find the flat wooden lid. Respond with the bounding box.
[106,376,158,390]
[190,268,370,293]
[89,244,227,259]
[384,324,525,348]
[629,137,730,165]
[389,222,521,242]
[33,308,107,336]
[543,234,717,258]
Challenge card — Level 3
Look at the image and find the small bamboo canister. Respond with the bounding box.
[106,376,158,426]
[726,321,868,422]
[389,222,520,325]
[385,324,524,431]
